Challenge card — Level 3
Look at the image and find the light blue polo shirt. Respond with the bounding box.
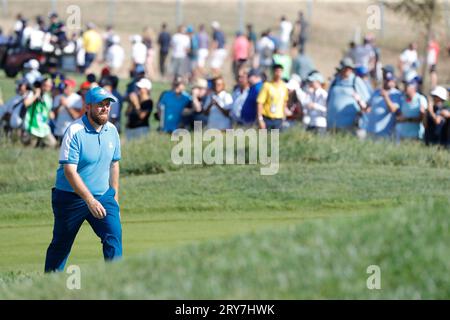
[327,74,371,129]
[395,93,428,139]
[366,88,402,137]
[55,114,121,196]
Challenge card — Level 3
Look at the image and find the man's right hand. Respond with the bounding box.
[87,198,107,219]
[258,119,266,129]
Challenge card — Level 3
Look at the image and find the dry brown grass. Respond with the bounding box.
[1,0,449,85]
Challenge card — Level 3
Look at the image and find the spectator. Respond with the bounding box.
[157,77,191,133]
[170,25,191,79]
[327,58,370,132]
[210,21,227,75]
[82,22,102,72]
[424,86,449,146]
[399,43,420,82]
[196,24,210,75]
[23,59,42,85]
[186,25,199,79]
[273,48,292,81]
[294,11,309,53]
[353,35,376,71]
[256,31,275,73]
[0,79,33,142]
[384,77,427,142]
[205,76,233,130]
[292,48,315,82]
[102,25,115,62]
[230,69,250,124]
[187,78,210,129]
[364,71,402,139]
[126,78,153,140]
[157,23,171,77]
[143,27,156,80]
[279,16,293,51]
[47,12,63,35]
[22,78,57,148]
[75,30,86,71]
[131,34,147,73]
[100,76,123,132]
[52,79,83,143]
[427,35,440,89]
[257,64,289,130]
[106,35,125,74]
[125,64,146,99]
[246,23,257,52]
[232,31,250,82]
[302,72,327,134]
[14,14,26,44]
[345,41,358,63]
[284,76,303,128]
[241,68,264,125]
[28,16,47,52]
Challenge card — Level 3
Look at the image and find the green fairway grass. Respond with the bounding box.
[0,124,450,298]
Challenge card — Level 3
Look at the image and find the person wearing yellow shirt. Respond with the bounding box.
[82,23,102,71]
[257,64,289,129]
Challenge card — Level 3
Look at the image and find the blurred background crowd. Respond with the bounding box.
[0,1,449,148]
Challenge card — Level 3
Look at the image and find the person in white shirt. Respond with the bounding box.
[131,34,147,71]
[106,35,125,73]
[205,76,233,130]
[170,25,191,79]
[399,43,420,82]
[302,72,328,134]
[52,79,83,142]
[279,16,293,51]
[28,21,46,51]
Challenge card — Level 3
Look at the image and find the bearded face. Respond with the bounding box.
[89,100,111,126]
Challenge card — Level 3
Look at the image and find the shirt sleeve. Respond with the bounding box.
[59,128,81,165]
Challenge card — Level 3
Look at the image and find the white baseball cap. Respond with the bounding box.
[430,86,448,102]
[211,21,220,29]
[136,78,152,91]
[112,35,120,44]
[131,34,142,43]
[286,79,300,91]
[24,59,39,70]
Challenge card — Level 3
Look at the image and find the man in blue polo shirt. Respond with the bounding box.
[45,86,122,273]
[157,77,192,133]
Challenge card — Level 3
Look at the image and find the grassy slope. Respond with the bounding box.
[0,126,450,298]
[1,199,448,299]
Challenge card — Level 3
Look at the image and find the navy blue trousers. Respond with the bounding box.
[44,187,122,273]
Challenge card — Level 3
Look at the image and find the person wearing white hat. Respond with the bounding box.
[425,86,449,146]
[126,78,153,140]
[23,59,42,85]
[106,34,125,73]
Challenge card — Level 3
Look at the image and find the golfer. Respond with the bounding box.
[45,86,122,272]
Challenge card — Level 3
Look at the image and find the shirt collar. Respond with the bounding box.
[82,114,109,134]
